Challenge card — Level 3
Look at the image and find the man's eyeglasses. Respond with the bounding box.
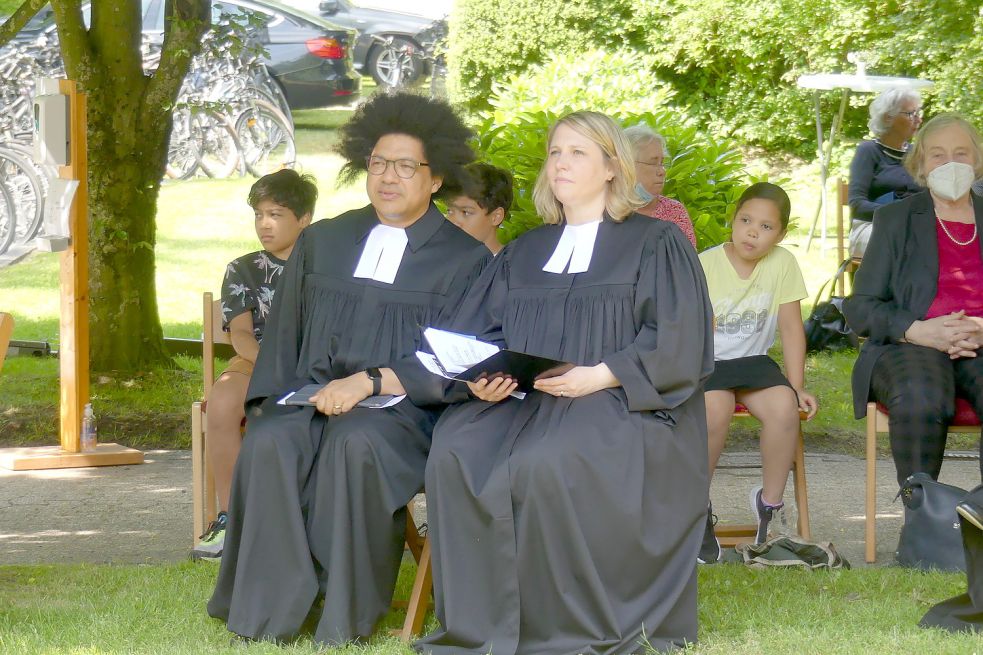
[365,156,430,179]
[899,108,923,120]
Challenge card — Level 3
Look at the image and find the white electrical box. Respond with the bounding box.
[33,78,69,167]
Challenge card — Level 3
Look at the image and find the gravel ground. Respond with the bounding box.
[0,449,980,568]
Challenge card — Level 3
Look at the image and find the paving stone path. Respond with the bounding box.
[1,449,980,568]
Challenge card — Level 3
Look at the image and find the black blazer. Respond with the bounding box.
[842,190,983,418]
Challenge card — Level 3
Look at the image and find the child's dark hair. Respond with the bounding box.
[248,169,318,219]
[734,182,792,230]
[458,163,514,214]
[335,92,474,192]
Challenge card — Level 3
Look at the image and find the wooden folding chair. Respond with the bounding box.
[395,494,433,641]
[714,405,812,546]
[835,177,863,295]
[0,312,14,375]
[191,292,226,541]
[864,400,982,563]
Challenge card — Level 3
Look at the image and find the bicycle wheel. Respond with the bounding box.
[0,179,16,256]
[166,107,201,180]
[234,99,296,178]
[197,111,241,180]
[0,148,45,244]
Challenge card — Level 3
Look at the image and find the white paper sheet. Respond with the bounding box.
[423,327,500,374]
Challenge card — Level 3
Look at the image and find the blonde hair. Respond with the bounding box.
[532,111,645,225]
[903,113,983,186]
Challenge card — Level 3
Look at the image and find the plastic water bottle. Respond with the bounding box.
[81,403,97,452]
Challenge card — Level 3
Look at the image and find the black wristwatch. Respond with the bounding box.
[366,367,382,396]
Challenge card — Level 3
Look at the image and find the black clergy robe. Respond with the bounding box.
[416,213,715,655]
[207,203,489,645]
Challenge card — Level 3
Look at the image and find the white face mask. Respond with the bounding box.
[926,161,976,201]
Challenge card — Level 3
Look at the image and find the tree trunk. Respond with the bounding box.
[44,0,210,372]
[86,80,173,369]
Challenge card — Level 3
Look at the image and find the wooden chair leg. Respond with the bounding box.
[191,402,206,543]
[865,404,878,563]
[792,426,811,540]
[204,436,216,529]
[400,536,433,642]
[404,501,424,564]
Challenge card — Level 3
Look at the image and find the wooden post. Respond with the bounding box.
[57,79,88,453]
[0,79,142,471]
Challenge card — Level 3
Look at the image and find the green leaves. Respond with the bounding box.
[453,0,983,157]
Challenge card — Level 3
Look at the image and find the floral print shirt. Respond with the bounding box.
[220,250,286,342]
[638,196,697,248]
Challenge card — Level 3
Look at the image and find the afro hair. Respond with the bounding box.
[336,92,475,193]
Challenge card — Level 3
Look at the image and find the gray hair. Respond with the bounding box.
[624,123,669,158]
[868,88,921,136]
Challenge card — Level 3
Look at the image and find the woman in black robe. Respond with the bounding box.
[417,111,715,655]
[207,93,488,646]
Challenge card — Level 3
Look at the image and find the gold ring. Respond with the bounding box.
[333,404,342,410]
[560,391,565,397]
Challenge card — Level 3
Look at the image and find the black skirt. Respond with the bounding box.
[705,354,791,392]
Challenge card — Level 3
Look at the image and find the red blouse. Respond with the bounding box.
[637,196,697,247]
[925,218,983,319]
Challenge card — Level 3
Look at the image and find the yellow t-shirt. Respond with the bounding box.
[698,244,808,361]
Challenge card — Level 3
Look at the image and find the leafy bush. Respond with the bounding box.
[471,51,753,250]
[486,49,674,121]
[447,0,648,112]
[452,0,983,154]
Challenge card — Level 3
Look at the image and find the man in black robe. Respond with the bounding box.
[207,93,489,646]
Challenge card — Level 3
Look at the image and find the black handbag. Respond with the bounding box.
[804,260,859,353]
[896,472,968,573]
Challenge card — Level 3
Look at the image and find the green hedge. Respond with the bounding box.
[451,0,983,154]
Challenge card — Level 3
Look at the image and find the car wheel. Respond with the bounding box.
[368,36,422,88]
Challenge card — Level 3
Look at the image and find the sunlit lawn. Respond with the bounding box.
[1,561,982,654]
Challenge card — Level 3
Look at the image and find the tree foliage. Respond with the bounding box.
[451,0,983,153]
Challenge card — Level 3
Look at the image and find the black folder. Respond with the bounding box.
[456,350,573,392]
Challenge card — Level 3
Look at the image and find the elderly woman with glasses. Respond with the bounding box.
[625,123,697,247]
[848,87,925,257]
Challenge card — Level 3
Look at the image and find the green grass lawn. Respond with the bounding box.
[2,561,982,654]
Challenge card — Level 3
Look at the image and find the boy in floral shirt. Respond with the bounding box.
[192,169,317,560]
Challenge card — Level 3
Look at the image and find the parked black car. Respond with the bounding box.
[13,0,360,110]
[317,0,444,87]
